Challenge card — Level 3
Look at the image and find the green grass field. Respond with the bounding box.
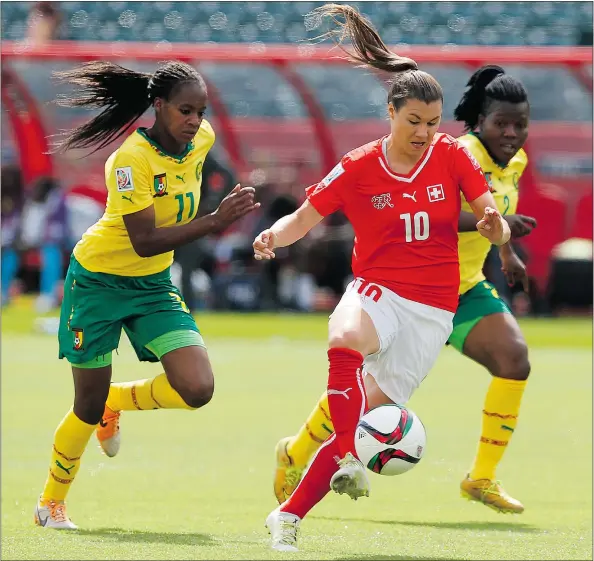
[2,303,592,560]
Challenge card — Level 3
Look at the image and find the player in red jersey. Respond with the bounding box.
[253,5,511,551]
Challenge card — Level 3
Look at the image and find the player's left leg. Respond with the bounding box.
[273,373,396,504]
[451,282,529,514]
[268,378,395,551]
[37,360,112,529]
[267,295,451,551]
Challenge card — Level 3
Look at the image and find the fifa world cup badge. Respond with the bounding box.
[72,328,84,351]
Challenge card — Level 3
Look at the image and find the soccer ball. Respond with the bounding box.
[355,403,426,476]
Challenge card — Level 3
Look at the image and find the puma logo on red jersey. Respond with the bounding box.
[372,193,394,209]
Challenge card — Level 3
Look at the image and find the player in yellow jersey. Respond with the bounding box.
[272,65,537,515]
[34,61,259,529]
[452,66,535,513]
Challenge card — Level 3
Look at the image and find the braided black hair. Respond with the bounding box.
[52,60,205,153]
[454,65,528,132]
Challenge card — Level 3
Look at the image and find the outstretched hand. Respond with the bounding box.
[253,229,276,260]
[504,214,537,239]
[501,250,530,292]
[477,206,510,245]
[212,184,260,233]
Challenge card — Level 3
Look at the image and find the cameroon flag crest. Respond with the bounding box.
[72,328,84,351]
[153,173,168,197]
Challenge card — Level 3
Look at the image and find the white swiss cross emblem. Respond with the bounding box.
[372,193,394,209]
[427,184,445,202]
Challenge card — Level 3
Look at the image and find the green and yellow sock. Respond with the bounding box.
[286,392,334,468]
[106,373,195,411]
[41,409,96,502]
[470,377,527,481]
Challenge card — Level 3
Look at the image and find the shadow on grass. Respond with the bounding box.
[311,516,541,533]
[333,556,464,561]
[74,527,217,546]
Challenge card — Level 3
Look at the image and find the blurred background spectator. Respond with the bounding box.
[1,165,25,306]
[26,1,62,44]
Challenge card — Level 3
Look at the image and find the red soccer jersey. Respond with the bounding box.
[305,133,489,312]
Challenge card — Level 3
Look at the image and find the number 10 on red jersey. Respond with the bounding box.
[400,212,430,243]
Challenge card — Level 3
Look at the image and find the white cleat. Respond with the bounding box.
[265,507,300,552]
[34,499,78,529]
[330,452,371,500]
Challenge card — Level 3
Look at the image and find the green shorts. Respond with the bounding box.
[447,280,511,353]
[58,256,201,365]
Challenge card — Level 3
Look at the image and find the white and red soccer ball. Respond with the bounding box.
[355,404,426,476]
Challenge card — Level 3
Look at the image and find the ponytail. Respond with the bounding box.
[52,59,204,153]
[52,62,152,153]
[313,3,417,73]
[312,4,442,110]
[454,65,528,131]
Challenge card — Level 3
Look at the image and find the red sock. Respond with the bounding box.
[280,434,340,519]
[327,347,366,459]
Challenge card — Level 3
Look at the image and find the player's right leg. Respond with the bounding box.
[97,276,214,457]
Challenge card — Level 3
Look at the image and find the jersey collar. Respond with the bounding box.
[136,128,194,162]
[378,135,437,183]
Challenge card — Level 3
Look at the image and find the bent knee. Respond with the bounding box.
[178,377,215,409]
[328,328,368,354]
[73,395,107,425]
[493,343,531,380]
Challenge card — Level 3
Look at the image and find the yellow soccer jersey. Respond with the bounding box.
[457,133,528,295]
[73,120,215,276]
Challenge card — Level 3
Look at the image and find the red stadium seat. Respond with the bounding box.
[569,191,593,240]
[517,192,568,294]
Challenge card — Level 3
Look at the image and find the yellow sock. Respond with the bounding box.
[287,392,334,468]
[106,372,195,411]
[41,409,96,502]
[470,377,527,481]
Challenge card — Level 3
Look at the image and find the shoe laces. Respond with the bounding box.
[336,452,360,469]
[481,480,504,498]
[277,519,298,546]
[285,467,303,488]
[98,409,120,437]
[48,501,68,522]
